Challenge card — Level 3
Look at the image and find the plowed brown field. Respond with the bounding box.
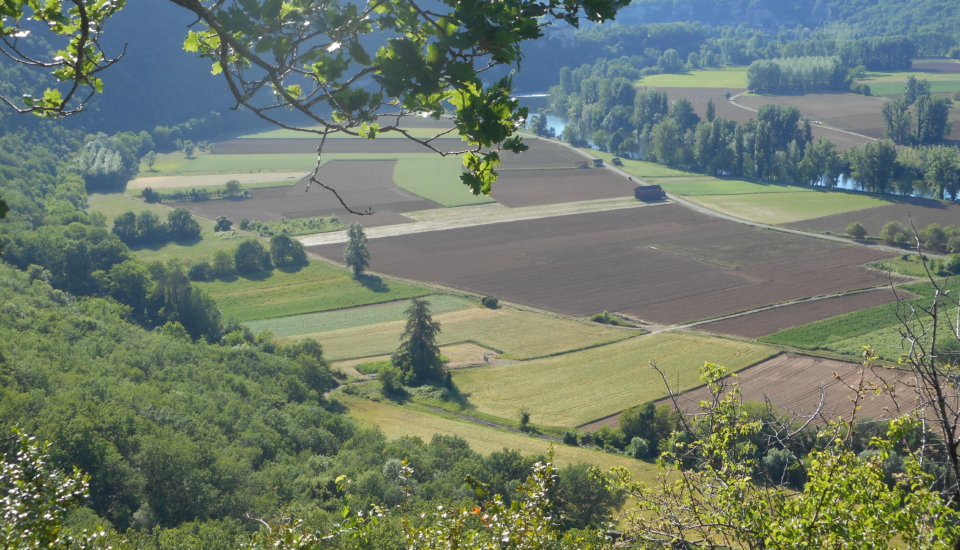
[783,197,960,236]
[213,138,467,155]
[698,287,902,338]
[171,160,437,225]
[491,168,637,207]
[307,203,897,324]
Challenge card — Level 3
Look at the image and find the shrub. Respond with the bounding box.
[224,179,242,196]
[947,254,960,275]
[845,221,867,239]
[880,221,909,244]
[188,261,213,281]
[627,437,649,459]
[136,211,167,243]
[519,407,531,430]
[948,235,960,254]
[234,239,273,273]
[211,249,234,277]
[480,296,499,309]
[920,224,948,249]
[142,187,161,203]
[270,233,308,266]
[378,363,403,395]
[214,216,233,232]
[563,432,579,446]
[166,208,202,241]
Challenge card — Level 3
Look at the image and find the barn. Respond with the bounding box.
[634,185,665,201]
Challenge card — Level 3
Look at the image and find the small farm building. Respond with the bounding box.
[635,185,665,201]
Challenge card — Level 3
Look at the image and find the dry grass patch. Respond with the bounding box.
[340,394,657,480]
[298,307,634,361]
[452,333,778,428]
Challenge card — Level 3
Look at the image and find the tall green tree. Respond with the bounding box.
[270,234,308,267]
[343,223,371,276]
[393,298,445,385]
[881,98,912,144]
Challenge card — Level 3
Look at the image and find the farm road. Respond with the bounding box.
[299,196,666,246]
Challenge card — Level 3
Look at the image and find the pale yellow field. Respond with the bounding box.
[129,171,308,190]
[333,342,496,378]
[300,307,635,361]
[686,192,892,224]
[452,333,778,428]
[340,394,658,480]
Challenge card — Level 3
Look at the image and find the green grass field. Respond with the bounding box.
[686,190,893,224]
[129,179,296,197]
[245,294,474,336]
[859,69,960,96]
[88,193,248,263]
[590,150,698,178]
[452,332,777,428]
[654,177,814,196]
[393,157,495,207]
[762,278,960,360]
[298,307,635,361]
[340,394,658,478]
[635,67,748,88]
[194,263,432,322]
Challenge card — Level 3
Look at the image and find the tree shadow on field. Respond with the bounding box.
[355,273,389,292]
[238,269,276,282]
[278,263,306,274]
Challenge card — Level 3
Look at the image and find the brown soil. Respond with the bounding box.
[783,197,960,236]
[698,287,902,338]
[582,353,906,430]
[308,203,898,324]
[498,139,591,169]
[490,167,637,207]
[736,91,886,139]
[170,160,437,225]
[911,60,960,74]
[213,138,467,155]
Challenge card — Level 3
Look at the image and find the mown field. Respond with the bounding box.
[858,65,960,96]
[451,332,777,428]
[129,172,306,190]
[761,278,960,361]
[245,294,474,336]
[635,67,748,88]
[589,150,697,178]
[393,156,494,207]
[194,263,432,322]
[783,198,960,237]
[294,307,635,361]
[340,394,659,479]
[686,190,893,225]
[652,177,812,196]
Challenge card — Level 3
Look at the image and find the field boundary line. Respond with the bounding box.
[727,91,879,144]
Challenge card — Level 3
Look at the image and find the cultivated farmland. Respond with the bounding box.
[308,204,898,325]
[783,197,960,237]
[490,167,637,207]
[294,307,634,361]
[129,171,307,190]
[213,137,467,154]
[736,92,888,139]
[170,160,439,226]
[654,354,903,422]
[194,263,431,321]
[698,287,902,338]
[451,332,777,428]
[340,394,658,478]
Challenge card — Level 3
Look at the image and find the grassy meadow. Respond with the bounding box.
[296,307,635,361]
[635,67,748,88]
[340,394,659,479]
[245,294,475,336]
[858,69,960,96]
[393,157,494,207]
[195,263,432,322]
[590,150,698,178]
[686,190,894,224]
[451,333,778,428]
[652,177,814,196]
[236,127,450,139]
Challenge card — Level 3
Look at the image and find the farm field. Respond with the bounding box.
[335,342,495,377]
[760,278,960,361]
[652,177,813,196]
[170,160,438,227]
[783,197,960,237]
[151,153,320,175]
[498,139,588,169]
[686,190,893,224]
[653,354,902,423]
[236,127,448,139]
[128,171,307,190]
[393,156,494,207]
[295,307,635,361]
[698,288,902,338]
[451,332,778,428]
[194,262,431,322]
[340,394,658,479]
[858,62,960,96]
[736,92,888,139]
[213,138,467,155]
[308,204,897,325]
[635,67,748,88]
[490,167,637,207]
[589,150,697,178]
[244,294,474,336]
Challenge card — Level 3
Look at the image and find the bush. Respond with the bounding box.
[627,437,649,459]
[214,216,233,232]
[211,249,234,277]
[270,233,308,266]
[845,221,868,239]
[948,235,960,254]
[948,255,960,275]
[166,208,202,241]
[880,221,910,244]
[480,296,499,309]
[920,224,948,249]
[563,432,579,446]
[188,261,213,281]
[142,187,161,203]
[378,363,403,395]
[234,239,273,273]
[590,311,631,326]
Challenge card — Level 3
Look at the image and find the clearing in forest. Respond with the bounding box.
[294,307,635,361]
[451,332,777,428]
